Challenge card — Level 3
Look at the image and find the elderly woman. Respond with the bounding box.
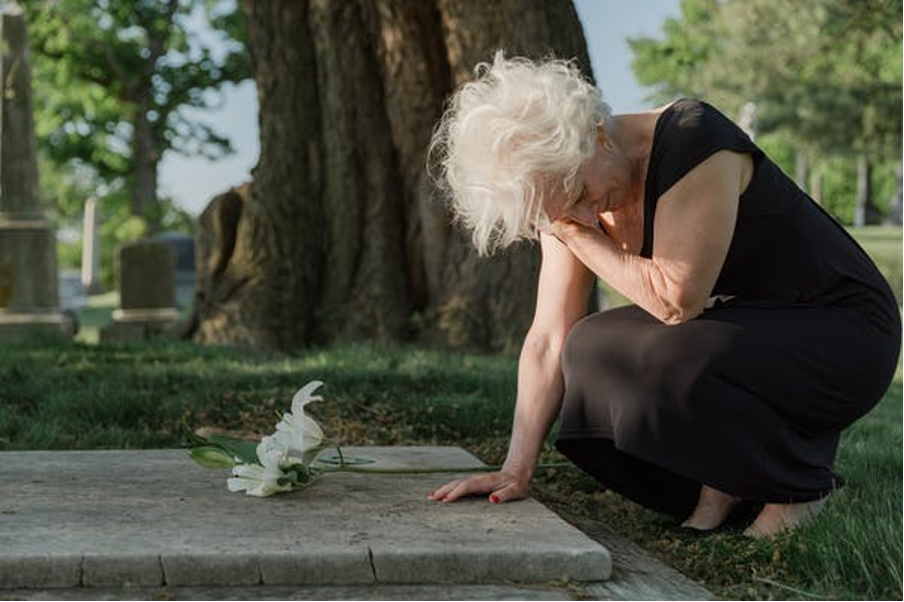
[426,53,900,538]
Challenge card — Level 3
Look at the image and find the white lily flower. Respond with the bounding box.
[226,436,292,497]
[291,380,325,415]
[273,381,325,463]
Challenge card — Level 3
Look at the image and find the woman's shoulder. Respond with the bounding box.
[657,98,734,133]
[652,98,759,165]
[645,98,762,203]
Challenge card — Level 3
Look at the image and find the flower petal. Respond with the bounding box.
[277,414,324,444]
[291,381,324,414]
[227,477,251,492]
[232,463,265,480]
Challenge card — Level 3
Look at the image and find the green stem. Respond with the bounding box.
[316,461,573,475]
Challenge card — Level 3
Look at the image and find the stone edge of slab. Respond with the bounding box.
[0,545,610,589]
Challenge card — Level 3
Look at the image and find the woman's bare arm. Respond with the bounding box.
[428,232,594,503]
[549,150,752,324]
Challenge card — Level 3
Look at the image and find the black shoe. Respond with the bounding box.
[674,501,759,537]
[673,524,711,538]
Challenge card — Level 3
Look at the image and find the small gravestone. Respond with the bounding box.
[0,2,71,340]
[100,240,180,341]
[151,231,196,308]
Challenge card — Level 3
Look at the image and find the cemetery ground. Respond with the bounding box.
[2,227,901,600]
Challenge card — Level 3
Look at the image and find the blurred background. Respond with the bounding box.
[10,0,901,343]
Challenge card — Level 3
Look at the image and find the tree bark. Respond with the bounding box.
[131,100,158,225]
[794,152,808,192]
[195,0,593,352]
[886,163,902,226]
[854,153,880,227]
[808,168,821,205]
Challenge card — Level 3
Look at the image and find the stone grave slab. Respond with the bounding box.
[0,447,611,589]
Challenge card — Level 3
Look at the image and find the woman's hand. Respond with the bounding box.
[541,217,606,250]
[427,468,530,504]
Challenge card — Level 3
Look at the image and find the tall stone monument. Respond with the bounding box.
[80,197,101,294]
[0,1,70,339]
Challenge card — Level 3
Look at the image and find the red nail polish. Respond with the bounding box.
[490,494,500,504]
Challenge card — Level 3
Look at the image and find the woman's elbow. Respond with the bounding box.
[654,290,707,325]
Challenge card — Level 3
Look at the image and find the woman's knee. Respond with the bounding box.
[562,312,616,378]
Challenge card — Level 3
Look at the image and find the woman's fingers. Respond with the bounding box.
[433,473,498,502]
[427,479,461,501]
[427,471,528,504]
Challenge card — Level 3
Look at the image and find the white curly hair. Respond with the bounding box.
[429,51,611,255]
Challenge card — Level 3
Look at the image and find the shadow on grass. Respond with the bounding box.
[0,339,517,454]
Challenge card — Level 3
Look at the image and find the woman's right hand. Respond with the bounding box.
[427,468,531,504]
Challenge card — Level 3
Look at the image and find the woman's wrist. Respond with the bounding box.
[501,457,535,481]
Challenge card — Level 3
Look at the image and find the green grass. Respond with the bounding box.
[0,341,516,455]
[73,291,119,344]
[850,226,902,304]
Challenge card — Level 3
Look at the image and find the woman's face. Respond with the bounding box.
[544,129,632,228]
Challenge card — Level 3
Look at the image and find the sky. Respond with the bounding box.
[158,1,682,216]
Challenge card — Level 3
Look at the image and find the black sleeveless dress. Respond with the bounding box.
[554,99,901,517]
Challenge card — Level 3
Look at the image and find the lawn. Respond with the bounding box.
[850,226,903,304]
[1,226,900,599]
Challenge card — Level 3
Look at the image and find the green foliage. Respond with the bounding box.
[629,0,724,103]
[57,237,82,272]
[754,133,796,177]
[23,0,251,288]
[629,0,903,225]
[26,0,252,174]
[820,156,860,224]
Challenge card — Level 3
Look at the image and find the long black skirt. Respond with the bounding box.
[554,302,900,518]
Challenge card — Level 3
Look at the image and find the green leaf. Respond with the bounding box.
[189,445,236,470]
[207,434,259,465]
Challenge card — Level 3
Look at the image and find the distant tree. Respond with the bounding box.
[629,0,902,224]
[24,0,252,229]
[629,0,723,105]
[192,0,593,352]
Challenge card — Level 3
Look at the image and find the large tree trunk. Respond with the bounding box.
[794,152,808,192]
[131,101,159,226]
[195,0,592,352]
[853,153,881,226]
[885,163,902,226]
